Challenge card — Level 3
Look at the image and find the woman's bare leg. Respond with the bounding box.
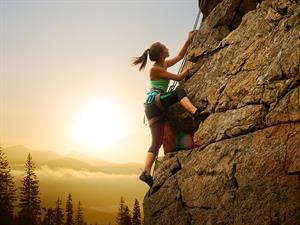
[144,152,157,175]
[180,97,197,114]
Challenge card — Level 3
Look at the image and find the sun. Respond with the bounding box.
[71,99,126,150]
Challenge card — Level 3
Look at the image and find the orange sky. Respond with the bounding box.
[0,0,201,163]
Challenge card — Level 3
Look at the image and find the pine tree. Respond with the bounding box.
[42,207,55,225]
[54,197,64,225]
[0,146,17,225]
[123,205,132,225]
[116,196,125,225]
[116,197,132,225]
[65,193,74,225]
[132,199,141,225]
[18,153,41,225]
[75,201,84,225]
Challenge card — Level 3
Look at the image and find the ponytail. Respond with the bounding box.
[132,49,149,71]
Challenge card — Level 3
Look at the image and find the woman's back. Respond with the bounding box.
[150,63,170,92]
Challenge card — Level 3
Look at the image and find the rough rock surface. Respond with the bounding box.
[143,0,300,224]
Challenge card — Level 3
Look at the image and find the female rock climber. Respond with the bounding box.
[132,30,209,187]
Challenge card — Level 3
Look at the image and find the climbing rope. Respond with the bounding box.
[168,8,202,92]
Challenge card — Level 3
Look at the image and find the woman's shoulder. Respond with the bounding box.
[151,63,167,71]
[151,66,162,72]
[150,65,166,80]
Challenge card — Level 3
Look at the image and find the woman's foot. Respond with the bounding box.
[193,109,210,123]
[139,171,153,187]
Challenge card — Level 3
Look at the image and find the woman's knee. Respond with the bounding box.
[175,89,187,101]
[148,145,161,155]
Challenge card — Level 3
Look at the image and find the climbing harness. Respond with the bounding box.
[143,88,166,126]
[168,8,202,92]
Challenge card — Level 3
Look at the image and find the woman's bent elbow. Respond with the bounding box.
[177,75,184,81]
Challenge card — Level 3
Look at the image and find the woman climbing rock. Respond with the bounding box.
[132,30,209,187]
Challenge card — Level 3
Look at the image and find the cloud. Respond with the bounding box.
[12,166,139,180]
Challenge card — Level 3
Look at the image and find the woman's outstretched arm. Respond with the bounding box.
[165,30,197,68]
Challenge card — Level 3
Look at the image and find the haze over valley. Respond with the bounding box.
[4,145,147,224]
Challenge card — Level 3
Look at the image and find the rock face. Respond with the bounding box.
[143,0,300,224]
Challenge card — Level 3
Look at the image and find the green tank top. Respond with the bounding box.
[150,63,170,92]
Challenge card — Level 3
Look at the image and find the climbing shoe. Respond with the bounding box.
[139,171,153,187]
[194,109,210,124]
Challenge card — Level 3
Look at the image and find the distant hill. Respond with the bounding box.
[66,150,143,174]
[44,157,102,172]
[66,150,110,165]
[3,145,143,174]
[83,207,116,225]
[67,151,144,174]
[4,145,62,164]
[100,162,143,175]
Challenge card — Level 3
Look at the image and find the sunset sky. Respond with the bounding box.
[1,0,201,163]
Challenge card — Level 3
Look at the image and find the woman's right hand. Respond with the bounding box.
[179,68,190,80]
[188,30,197,43]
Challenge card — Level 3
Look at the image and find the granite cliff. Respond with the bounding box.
[143,0,300,224]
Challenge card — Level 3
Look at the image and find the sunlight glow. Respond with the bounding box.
[71,99,126,150]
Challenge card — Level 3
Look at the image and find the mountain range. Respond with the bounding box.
[3,145,143,174]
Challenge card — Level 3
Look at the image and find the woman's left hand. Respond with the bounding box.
[188,30,197,42]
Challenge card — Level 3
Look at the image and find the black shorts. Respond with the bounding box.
[144,88,187,121]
